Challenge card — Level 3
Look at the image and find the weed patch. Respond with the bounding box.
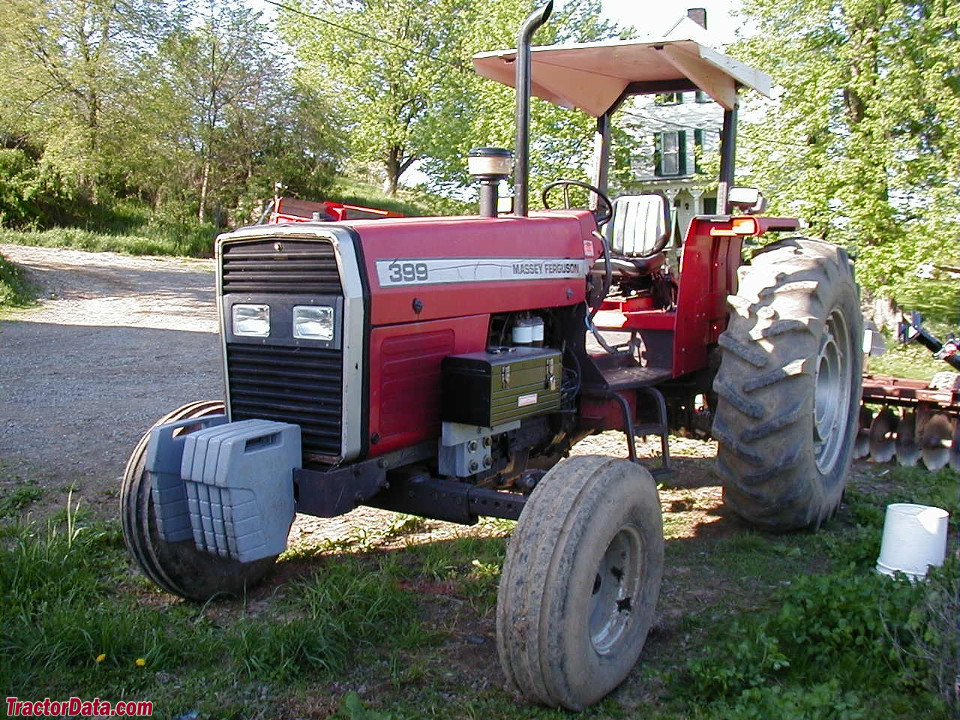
[682,565,956,718]
[0,480,43,518]
[0,252,35,309]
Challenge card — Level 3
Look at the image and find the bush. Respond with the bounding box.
[0,149,80,228]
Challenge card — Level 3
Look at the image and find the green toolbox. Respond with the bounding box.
[442,346,562,428]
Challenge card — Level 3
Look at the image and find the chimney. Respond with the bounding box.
[687,7,707,28]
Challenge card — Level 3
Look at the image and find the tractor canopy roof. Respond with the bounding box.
[472,37,772,117]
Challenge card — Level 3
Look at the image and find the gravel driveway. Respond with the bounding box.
[0,244,223,515]
[0,243,715,535]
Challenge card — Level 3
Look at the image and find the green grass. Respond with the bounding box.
[328,177,472,217]
[867,338,955,380]
[0,224,218,259]
[0,506,431,718]
[0,252,35,309]
[2,464,956,719]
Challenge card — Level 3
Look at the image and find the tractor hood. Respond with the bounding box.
[472,37,771,115]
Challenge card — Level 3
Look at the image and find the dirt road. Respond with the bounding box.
[0,244,222,513]
[0,243,719,539]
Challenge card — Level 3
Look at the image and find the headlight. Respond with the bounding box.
[293,305,334,341]
[233,304,270,337]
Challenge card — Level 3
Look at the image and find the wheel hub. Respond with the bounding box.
[588,525,643,654]
[813,309,852,473]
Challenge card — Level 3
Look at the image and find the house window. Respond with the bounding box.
[695,90,711,103]
[654,92,683,106]
[655,130,686,176]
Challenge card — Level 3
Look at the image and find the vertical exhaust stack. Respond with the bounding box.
[514,1,553,217]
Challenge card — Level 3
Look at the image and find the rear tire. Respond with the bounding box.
[120,400,277,601]
[712,238,863,531]
[496,456,664,710]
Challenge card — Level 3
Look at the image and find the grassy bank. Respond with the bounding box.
[1,459,956,719]
[0,225,219,258]
[867,340,953,380]
[0,252,35,309]
[0,182,471,261]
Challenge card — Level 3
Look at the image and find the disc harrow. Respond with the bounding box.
[857,373,960,470]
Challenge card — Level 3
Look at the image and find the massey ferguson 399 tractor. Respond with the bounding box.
[121,3,863,710]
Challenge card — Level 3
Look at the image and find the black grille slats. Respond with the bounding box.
[221,239,342,295]
[221,238,346,461]
[227,343,343,459]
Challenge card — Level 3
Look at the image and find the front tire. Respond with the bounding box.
[496,456,664,710]
[121,400,277,601]
[712,238,863,531]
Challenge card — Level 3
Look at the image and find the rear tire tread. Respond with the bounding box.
[712,238,863,531]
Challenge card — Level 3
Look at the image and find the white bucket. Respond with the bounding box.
[876,503,949,581]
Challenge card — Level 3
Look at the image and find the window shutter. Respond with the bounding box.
[678,130,687,175]
[654,132,663,176]
[694,129,703,173]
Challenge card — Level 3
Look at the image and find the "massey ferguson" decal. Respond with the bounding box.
[375,257,589,287]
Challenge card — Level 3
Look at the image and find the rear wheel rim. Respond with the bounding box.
[814,309,852,473]
[588,525,643,654]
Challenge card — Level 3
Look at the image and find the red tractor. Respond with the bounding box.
[121,3,863,710]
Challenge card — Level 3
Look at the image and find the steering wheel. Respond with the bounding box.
[541,179,614,227]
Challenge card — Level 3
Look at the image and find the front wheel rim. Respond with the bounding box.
[588,525,644,654]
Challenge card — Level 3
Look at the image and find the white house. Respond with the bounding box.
[619,9,725,242]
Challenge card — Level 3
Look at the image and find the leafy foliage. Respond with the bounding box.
[734,0,960,321]
[0,0,345,229]
[281,0,624,199]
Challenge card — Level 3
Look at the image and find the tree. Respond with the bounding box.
[733,0,960,317]
[0,0,166,201]
[280,0,478,196]
[128,1,344,223]
[419,0,624,200]
[280,0,623,198]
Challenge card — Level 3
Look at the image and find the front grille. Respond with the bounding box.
[221,239,342,295]
[227,343,343,460]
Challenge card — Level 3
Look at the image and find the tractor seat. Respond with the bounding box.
[607,253,665,278]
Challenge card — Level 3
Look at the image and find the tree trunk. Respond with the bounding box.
[385,146,400,196]
[199,159,210,223]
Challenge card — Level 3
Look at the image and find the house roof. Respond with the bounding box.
[472,37,771,117]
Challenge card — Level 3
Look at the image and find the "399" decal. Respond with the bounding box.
[374,257,589,287]
[387,261,428,283]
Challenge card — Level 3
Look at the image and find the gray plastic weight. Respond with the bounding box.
[146,414,229,542]
[180,420,300,563]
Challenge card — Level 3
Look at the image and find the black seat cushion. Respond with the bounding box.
[598,252,665,279]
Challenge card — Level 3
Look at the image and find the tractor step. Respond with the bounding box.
[584,385,672,477]
[588,365,673,392]
[649,466,675,481]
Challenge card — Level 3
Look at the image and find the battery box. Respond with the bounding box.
[442,346,562,427]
